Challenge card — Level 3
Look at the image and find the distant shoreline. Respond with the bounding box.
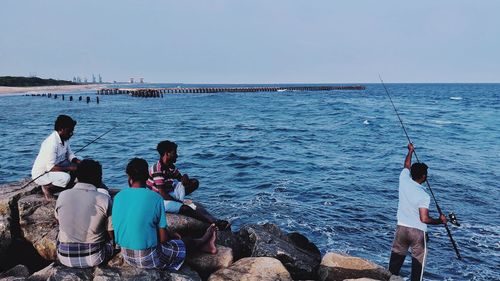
[0,84,106,96]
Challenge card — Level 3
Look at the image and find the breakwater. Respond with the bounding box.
[97,85,365,97]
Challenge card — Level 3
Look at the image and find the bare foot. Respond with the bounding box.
[41,185,55,200]
[200,224,217,242]
[199,226,217,254]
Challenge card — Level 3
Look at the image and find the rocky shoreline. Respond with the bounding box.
[0,180,402,281]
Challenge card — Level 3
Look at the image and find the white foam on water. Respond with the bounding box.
[363,120,370,125]
[433,120,454,125]
[450,96,463,100]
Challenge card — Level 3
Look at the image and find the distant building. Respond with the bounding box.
[92,74,96,84]
[130,78,134,83]
[140,78,144,83]
[98,74,102,84]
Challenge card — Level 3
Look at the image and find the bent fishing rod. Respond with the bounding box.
[20,117,130,190]
[379,75,462,260]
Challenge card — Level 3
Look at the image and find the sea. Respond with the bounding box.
[0,83,498,280]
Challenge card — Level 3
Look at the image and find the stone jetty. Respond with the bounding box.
[97,85,365,98]
[0,180,402,281]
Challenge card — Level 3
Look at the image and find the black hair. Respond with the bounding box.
[410,163,428,181]
[156,140,177,156]
[75,159,102,187]
[126,158,149,183]
[54,115,77,131]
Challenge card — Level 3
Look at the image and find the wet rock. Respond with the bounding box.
[208,257,292,281]
[186,245,233,279]
[318,252,393,281]
[0,264,30,280]
[238,223,321,280]
[18,194,58,261]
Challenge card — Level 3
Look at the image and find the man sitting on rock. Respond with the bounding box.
[32,115,81,200]
[147,140,230,230]
[113,158,217,270]
[55,159,115,268]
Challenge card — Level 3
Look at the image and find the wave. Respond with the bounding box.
[450,96,463,100]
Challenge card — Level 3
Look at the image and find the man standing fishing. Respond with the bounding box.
[31,115,81,199]
[389,143,447,281]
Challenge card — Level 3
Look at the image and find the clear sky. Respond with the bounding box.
[1,1,499,83]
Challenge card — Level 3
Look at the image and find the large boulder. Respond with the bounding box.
[0,180,41,270]
[238,223,321,280]
[18,194,58,261]
[166,213,209,238]
[318,252,395,281]
[208,257,292,281]
[186,245,233,279]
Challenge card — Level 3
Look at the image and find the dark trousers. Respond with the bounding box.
[389,225,427,281]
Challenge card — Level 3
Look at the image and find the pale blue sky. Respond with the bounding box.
[1,1,499,83]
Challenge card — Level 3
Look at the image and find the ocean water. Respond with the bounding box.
[0,83,498,280]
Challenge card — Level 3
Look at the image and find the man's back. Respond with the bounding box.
[397,168,430,231]
[112,188,167,250]
[56,182,112,243]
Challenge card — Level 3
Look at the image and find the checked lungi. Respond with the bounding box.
[57,241,114,268]
[121,239,186,270]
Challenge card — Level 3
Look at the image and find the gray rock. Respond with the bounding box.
[27,263,57,281]
[18,194,58,261]
[94,265,201,281]
[238,223,321,280]
[166,213,209,238]
[0,180,40,268]
[208,257,292,281]
[318,252,392,281]
[47,265,94,281]
[214,230,244,260]
[186,245,233,279]
[0,264,30,280]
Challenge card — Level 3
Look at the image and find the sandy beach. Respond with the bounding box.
[0,84,106,96]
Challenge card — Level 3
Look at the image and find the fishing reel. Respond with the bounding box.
[448,212,460,227]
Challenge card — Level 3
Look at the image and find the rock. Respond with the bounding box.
[167,213,209,238]
[94,265,201,281]
[318,253,393,281]
[0,180,41,270]
[208,257,292,281]
[18,194,58,261]
[27,263,57,281]
[47,265,94,281]
[186,245,233,279]
[238,223,321,280]
[0,264,30,280]
[215,230,244,260]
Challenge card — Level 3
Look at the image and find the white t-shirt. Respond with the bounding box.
[397,168,430,232]
[31,131,76,178]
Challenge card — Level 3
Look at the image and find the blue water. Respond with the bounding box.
[0,83,498,280]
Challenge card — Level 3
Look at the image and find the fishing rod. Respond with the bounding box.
[20,116,131,190]
[379,75,462,260]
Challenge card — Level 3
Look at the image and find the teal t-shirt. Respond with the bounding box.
[112,187,167,250]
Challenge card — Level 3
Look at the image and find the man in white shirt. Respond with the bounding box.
[388,143,447,281]
[31,115,81,199]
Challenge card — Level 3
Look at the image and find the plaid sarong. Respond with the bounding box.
[121,239,186,270]
[57,241,114,268]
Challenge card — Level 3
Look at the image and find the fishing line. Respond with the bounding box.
[19,115,133,190]
[379,75,462,260]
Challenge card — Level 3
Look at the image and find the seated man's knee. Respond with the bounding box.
[53,172,71,188]
[185,179,199,194]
